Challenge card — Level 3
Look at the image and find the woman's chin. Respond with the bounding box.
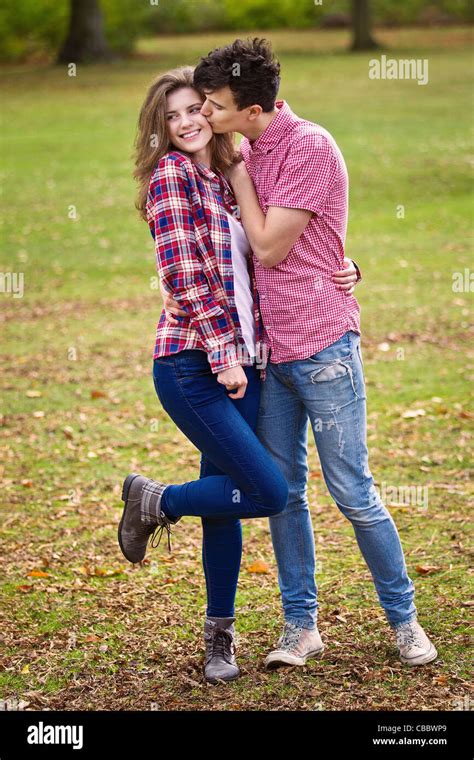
[168,135,212,159]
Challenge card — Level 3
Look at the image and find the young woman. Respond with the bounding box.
[118,66,357,684]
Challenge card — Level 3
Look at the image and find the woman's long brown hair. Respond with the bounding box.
[133,66,237,221]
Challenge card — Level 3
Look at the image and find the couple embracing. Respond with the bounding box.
[118,38,437,684]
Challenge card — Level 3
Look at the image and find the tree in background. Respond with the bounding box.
[351,0,380,50]
[0,0,471,64]
[57,0,112,63]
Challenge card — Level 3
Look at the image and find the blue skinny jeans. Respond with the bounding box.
[152,349,288,617]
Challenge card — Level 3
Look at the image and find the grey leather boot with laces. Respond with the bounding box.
[118,473,180,563]
[203,617,240,684]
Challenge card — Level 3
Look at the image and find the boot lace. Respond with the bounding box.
[205,628,236,664]
[150,517,174,553]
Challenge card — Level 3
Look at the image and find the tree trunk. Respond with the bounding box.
[351,0,380,51]
[57,0,113,64]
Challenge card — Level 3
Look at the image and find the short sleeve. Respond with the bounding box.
[267,133,337,216]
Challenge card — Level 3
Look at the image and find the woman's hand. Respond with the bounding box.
[159,280,187,325]
[217,365,248,399]
[331,258,360,295]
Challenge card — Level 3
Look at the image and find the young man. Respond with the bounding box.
[163,38,437,671]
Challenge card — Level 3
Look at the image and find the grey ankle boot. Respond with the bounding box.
[203,616,240,684]
[118,473,180,563]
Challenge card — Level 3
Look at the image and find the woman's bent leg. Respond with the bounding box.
[153,353,288,521]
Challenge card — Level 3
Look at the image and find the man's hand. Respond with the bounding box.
[332,258,360,295]
[225,156,249,185]
[217,365,248,399]
[159,280,186,325]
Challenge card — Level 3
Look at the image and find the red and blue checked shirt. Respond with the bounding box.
[146,151,265,375]
[240,100,361,364]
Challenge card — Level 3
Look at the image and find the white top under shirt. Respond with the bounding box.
[225,211,256,359]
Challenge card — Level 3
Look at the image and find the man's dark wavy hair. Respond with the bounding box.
[194,38,281,113]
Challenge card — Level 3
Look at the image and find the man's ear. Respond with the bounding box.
[247,104,263,121]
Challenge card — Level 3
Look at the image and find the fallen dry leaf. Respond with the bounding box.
[415,565,441,575]
[27,570,50,578]
[402,409,426,418]
[91,390,107,399]
[247,560,270,574]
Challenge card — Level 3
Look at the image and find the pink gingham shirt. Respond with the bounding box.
[240,100,360,364]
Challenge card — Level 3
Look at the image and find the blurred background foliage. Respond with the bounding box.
[0,0,472,62]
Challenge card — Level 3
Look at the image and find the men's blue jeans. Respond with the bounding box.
[152,349,288,618]
[256,330,417,631]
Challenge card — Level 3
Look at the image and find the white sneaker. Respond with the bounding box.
[396,620,438,666]
[264,622,324,669]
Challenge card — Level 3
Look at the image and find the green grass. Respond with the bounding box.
[0,26,472,711]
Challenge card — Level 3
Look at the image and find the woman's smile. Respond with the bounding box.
[179,128,202,140]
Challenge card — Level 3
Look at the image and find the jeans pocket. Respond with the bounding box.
[175,352,212,381]
[176,363,212,380]
[309,360,352,383]
[302,357,358,415]
[307,332,352,365]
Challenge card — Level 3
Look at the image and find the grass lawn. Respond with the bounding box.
[0,26,472,711]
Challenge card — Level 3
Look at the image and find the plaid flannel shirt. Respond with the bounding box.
[146,151,266,375]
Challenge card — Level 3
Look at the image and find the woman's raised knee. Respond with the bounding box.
[259,474,289,516]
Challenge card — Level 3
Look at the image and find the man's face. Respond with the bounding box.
[199,86,252,135]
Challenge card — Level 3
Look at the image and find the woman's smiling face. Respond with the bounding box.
[166,87,213,155]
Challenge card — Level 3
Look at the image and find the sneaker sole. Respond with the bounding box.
[117,473,142,563]
[400,642,438,666]
[264,645,325,669]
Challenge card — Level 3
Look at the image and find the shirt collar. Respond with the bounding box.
[192,159,220,182]
[192,158,239,216]
[248,100,298,154]
[167,150,219,183]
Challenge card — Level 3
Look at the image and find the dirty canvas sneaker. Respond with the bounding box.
[264,622,324,669]
[395,620,438,666]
